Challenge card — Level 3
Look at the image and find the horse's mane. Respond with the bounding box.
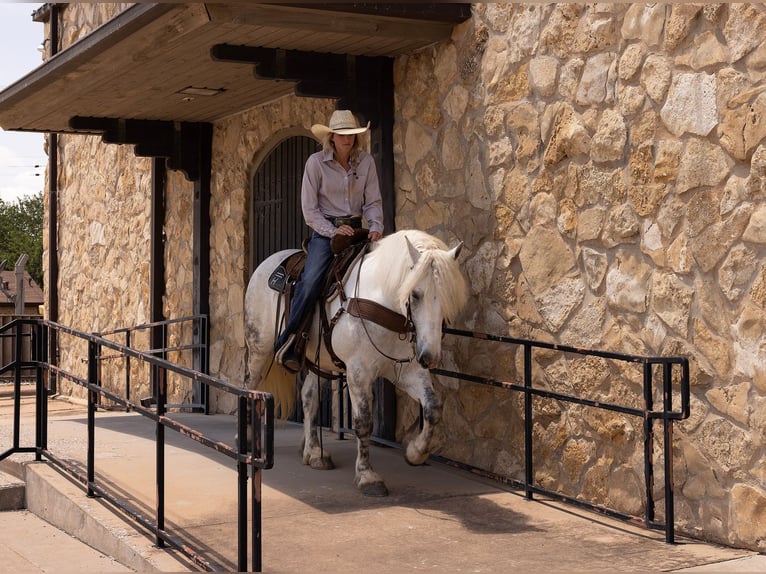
[366,230,468,323]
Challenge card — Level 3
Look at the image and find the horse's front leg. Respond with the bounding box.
[346,368,388,497]
[399,367,442,466]
[300,371,334,470]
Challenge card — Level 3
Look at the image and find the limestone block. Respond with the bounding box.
[676,137,733,195]
[663,4,702,51]
[518,226,576,295]
[577,206,606,242]
[621,4,665,46]
[666,233,693,275]
[691,205,751,272]
[591,109,627,163]
[562,439,595,484]
[602,204,640,247]
[465,241,498,295]
[730,484,766,551]
[465,143,491,210]
[641,54,672,104]
[617,84,646,117]
[720,94,766,162]
[749,265,766,310]
[557,198,577,237]
[676,31,729,71]
[660,73,718,137]
[607,465,643,516]
[719,244,758,301]
[618,43,645,81]
[404,121,432,172]
[443,85,469,122]
[581,247,608,291]
[535,276,585,332]
[721,175,749,216]
[652,271,694,337]
[698,418,752,473]
[543,105,591,166]
[507,5,543,63]
[558,58,584,100]
[414,199,451,231]
[530,192,557,227]
[540,4,584,57]
[563,298,607,348]
[441,124,465,172]
[576,52,615,106]
[605,251,650,313]
[706,381,751,426]
[692,319,731,377]
[724,4,766,64]
[578,163,626,207]
[434,43,458,91]
[687,188,722,240]
[528,55,558,97]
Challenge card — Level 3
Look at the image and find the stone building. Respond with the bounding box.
[0,3,764,552]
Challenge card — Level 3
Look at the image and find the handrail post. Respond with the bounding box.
[12,322,22,452]
[642,362,655,528]
[663,362,675,544]
[523,343,533,500]
[125,330,131,410]
[156,364,167,548]
[237,395,249,572]
[87,339,99,497]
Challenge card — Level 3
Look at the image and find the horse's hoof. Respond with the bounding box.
[309,457,335,470]
[404,445,429,466]
[361,481,389,497]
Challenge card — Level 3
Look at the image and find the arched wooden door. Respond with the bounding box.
[250,135,320,272]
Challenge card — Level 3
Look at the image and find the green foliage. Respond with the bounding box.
[0,191,44,287]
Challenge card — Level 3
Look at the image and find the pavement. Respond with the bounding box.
[1,391,765,573]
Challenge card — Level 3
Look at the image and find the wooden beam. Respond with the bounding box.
[68,117,212,182]
[206,3,461,42]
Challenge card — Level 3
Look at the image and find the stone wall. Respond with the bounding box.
[393,3,766,550]
[43,2,766,552]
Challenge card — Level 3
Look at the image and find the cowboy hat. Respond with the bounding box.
[311,110,370,138]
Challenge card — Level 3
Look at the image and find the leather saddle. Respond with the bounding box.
[267,228,370,297]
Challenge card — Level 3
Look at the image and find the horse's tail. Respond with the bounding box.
[258,358,298,420]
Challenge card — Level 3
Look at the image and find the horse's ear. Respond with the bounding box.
[405,236,421,265]
[448,241,463,260]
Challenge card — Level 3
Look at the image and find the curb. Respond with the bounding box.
[19,461,192,573]
[0,470,25,511]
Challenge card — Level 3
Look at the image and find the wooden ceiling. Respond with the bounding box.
[0,3,471,134]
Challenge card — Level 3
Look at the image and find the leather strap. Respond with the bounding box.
[346,298,411,334]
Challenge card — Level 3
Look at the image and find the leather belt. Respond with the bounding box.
[328,215,363,229]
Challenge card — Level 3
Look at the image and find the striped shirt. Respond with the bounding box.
[301,148,384,238]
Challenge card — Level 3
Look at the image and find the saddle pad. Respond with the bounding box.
[268,252,305,292]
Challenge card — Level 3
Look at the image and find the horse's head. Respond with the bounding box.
[403,235,467,369]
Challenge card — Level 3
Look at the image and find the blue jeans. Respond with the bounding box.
[276,232,334,349]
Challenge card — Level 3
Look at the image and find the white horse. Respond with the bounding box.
[243,229,468,496]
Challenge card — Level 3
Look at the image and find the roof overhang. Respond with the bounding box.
[0,2,471,135]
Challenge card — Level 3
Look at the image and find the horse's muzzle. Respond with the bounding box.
[417,350,439,370]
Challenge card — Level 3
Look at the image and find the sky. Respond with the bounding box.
[0,2,47,204]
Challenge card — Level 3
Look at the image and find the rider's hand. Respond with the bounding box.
[368,231,382,242]
[336,224,355,236]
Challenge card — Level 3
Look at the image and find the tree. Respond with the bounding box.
[0,191,44,287]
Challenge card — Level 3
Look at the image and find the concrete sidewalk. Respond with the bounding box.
[1,394,765,573]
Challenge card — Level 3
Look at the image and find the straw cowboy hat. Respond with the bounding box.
[311,110,370,138]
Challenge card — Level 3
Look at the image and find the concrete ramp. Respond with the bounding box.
[1,396,764,573]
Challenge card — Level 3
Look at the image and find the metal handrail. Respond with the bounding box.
[95,314,210,412]
[432,327,689,544]
[0,318,274,572]
[337,325,690,544]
